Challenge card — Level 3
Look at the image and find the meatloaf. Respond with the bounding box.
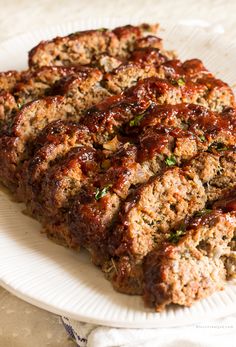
[0,23,235,311]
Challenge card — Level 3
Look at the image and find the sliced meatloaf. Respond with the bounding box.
[3,61,233,190]
[0,96,74,189]
[28,24,159,68]
[69,104,236,262]
[39,146,99,248]
[103,58,204,94]
[17,121,92,204]
[0,22,235,312]
[70,165,206,265]
[103,47,172,93]
[143,209,236,311]
[101,150,236,295]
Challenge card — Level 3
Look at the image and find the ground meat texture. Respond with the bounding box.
[0,92,18,133]
[105,150,236,294]
[0,70,22,93]
[103,48,171,94]
[103,255,144,295]
[28,24,158,68]
[109,168,206,260]
[0,65,114,190]
[41,146,98,214]
[143,210,236,311]
[213,191,236,279]
[36,146,99,248]
[69,102,236,265]
[186,151,236,203]
[0,96,76,189]
[69,144,145,261]
[57,72,111,114]
[17,121,92,205]
[0,67,97,136]
[13,66,94,105]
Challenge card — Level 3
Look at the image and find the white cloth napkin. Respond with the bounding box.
[61,314,236,347]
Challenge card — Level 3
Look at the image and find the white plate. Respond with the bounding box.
[0,18,236,328]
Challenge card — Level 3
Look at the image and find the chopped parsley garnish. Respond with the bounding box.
[165,155,177,166]
[129,114,144,127]
[199,135,206,142]
[168,229,186,243]
[195,208,212,217]
[177,78,186,86]
[95,185,111,200]
[17,102,23,109]
[208,142,228,152]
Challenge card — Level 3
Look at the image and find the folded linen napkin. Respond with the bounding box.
[61,314,236,347]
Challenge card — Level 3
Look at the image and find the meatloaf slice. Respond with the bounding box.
[69,144,151,260]
[28,24,158,68]
[70,165,206,264]
[13,66,96,105]
[17,121,92,205]
[109,167,206,259]
[103,57,234,105]
[39,146,99,248]
[0,96,75,189]
[143,210,236,311]
[103,48,172,94]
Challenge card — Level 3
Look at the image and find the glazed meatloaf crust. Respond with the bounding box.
[0,23,235,311]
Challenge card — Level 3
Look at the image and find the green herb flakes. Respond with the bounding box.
[95,185,111,200]
[195,208,212,217]
[199,135,206,142]
[208,142,228,152]
[165,155,177,166]
[129,114,144,127]
[17,103,23,109]
[168,229,186,243]
[177,78,186,86]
